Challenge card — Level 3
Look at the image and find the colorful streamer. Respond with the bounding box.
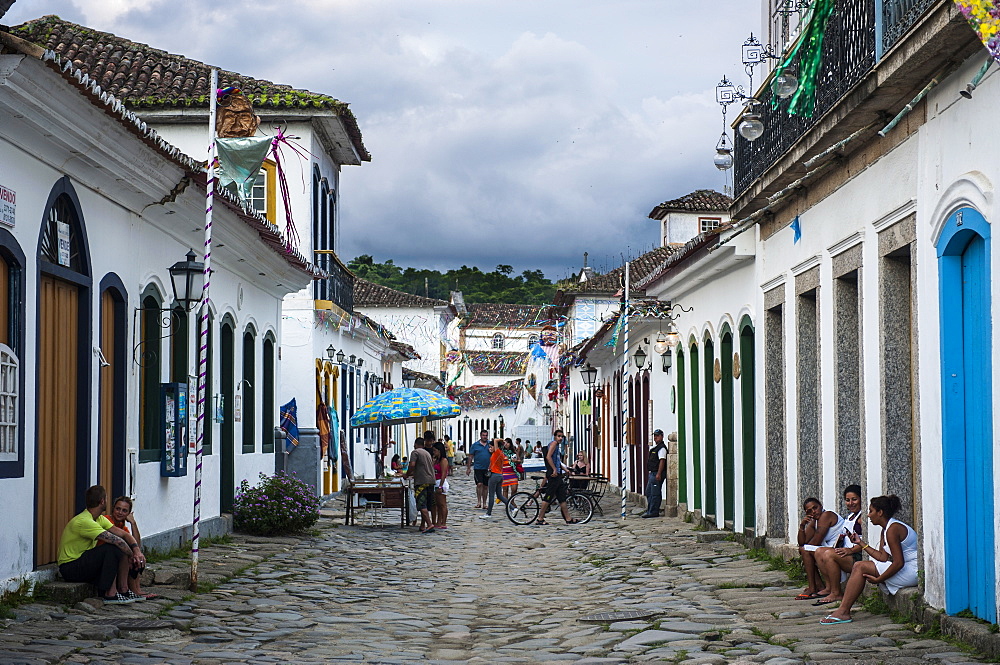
[771,0,836,117]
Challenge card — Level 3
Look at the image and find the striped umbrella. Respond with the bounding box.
[349,387,461,428]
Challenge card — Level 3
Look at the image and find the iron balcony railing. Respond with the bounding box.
[734,0,937,197]
[315,254,354,313]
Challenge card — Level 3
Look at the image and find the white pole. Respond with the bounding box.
[191,68,218,591]
[621,261,630,519]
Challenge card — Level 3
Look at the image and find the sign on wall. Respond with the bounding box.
[56,221,71,266]
[0,185,14,228]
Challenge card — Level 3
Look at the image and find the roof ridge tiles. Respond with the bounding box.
[10,14,370,161]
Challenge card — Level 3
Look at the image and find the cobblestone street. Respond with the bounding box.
[0,478,990,664]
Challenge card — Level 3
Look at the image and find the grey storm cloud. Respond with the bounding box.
[5,0,757,279]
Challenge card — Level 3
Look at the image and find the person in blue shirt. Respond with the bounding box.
[465,430,492,509]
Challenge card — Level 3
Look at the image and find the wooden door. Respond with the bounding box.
[36,275,80,565]
[98,290,121,497]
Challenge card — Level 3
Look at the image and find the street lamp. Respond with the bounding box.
[633,346,648,370]
[498,413,505,438]
[542,403,552,425]
[580,363,598,387]
[326,345,336,361]
[168,249,205,311]
[403,373,417,389]
[357,357,364,368]
[335,349,345,364]
[661,347,673,373]
[348,354,356,365]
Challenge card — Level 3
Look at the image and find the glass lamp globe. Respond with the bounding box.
[773,73,799,99]
[738,113,764,141]
[653,334,669,355]
[714,148,734,171]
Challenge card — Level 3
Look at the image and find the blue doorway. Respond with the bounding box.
[938,206,996,623]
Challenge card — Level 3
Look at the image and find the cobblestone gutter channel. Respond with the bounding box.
[0,477,995,664]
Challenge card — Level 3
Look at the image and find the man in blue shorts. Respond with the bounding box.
[466,430,491,509]
[405,437,436,533]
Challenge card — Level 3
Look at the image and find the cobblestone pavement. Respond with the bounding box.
[0,477,990,664]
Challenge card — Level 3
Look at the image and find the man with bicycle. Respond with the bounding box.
[536,429,578,525]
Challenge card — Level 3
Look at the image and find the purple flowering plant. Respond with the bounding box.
[232,471,320,536]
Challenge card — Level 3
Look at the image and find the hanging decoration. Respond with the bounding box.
[216,87,261,138]
[216,136,272,203]
[451,379,524,409]
[279,398,300,452]
[770,0,836,117]
[954,0,1000,64]
[446,350,462,363]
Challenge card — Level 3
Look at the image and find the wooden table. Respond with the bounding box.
[345,480,409,527]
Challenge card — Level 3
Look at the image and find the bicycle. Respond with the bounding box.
[505,473,594,525]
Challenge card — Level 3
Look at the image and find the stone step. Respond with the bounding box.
[40,580,95,604]
[695,531,732,543]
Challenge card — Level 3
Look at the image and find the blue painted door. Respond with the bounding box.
[938,207,996,623]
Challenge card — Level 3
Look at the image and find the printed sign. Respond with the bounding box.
[188,377,198,452]
[57,221,71,267]
[0,185,13,227]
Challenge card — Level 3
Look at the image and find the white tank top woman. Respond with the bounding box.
[874,517,918,594]
[819,512,845,548]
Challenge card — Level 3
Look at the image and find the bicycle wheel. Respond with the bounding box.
[566,493,594,524]
[506,492,540,525]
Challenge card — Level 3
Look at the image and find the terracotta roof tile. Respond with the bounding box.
[566,246,678,295]
[460,303,553,328]
[463,351,528,375]
[649,189,732,219]
[449,379,523,409]
[10,15,370,161]
[353,278,448,308]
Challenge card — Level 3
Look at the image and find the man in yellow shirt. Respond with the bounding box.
[57,485,146,604]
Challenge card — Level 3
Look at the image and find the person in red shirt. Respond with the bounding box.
[479,440,510,518]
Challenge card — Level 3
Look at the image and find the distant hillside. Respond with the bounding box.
[347,255,560,305]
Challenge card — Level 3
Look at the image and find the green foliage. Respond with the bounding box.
[145,534,233,564]
[746,548,807,584]
[233,472,320,536]
[0,579,36,620]
[348,255,558,305]
[861,590,891,615]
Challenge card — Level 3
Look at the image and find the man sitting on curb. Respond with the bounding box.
[57,485,147,604]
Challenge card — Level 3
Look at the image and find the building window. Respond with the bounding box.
[40,194,85,270]
[0,344,17,460]
[262,336,275,454]
[492,333,505,350]
[249,161,277,222]
[527,334,539,348]
[139,290,163,461]
[241,327,256,453]
[699,217,722,233]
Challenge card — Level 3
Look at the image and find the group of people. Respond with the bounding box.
[793,486,919,625]
[56,485,158,605]
[401,430,452,533]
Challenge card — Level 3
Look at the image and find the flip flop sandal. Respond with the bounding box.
[819,615,852,624]
[535,520,549,525]
[813,598,838,605]
[794,592,821,600]
[565,519,581,524]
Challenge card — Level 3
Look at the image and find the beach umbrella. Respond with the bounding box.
[350,387,461,428]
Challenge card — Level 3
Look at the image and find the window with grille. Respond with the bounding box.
[699,217,723,233]
[0,344,17,460]
[492,333,505,350]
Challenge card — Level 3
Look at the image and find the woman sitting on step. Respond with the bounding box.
[820,495,918,625]
[794,496,844,600]
[811,485,865,605]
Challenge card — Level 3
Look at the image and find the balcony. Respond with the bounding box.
[314,253,354,313]
[732,0,959,206]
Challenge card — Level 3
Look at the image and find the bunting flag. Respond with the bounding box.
[216,136,272,203]
[954,0,1000,64]
[771,0,836,117]
[791,216,802,243]
[279,398,300,452]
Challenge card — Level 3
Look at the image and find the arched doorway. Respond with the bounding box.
[938,206,995,622]
[703,335,716,518]
[35,178,92,566]
[739,316,757,532]
[720,326,735,525]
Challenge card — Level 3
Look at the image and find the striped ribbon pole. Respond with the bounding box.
[191,68,218,592]
[620,261,630,520]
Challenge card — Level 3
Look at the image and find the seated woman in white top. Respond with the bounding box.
[820,495,918,625]
[812,484,865,604]
[795,497,845,600]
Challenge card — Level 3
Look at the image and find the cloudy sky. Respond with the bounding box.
[5,0,757,279]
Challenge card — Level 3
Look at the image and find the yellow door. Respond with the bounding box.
[36,275,80,566]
